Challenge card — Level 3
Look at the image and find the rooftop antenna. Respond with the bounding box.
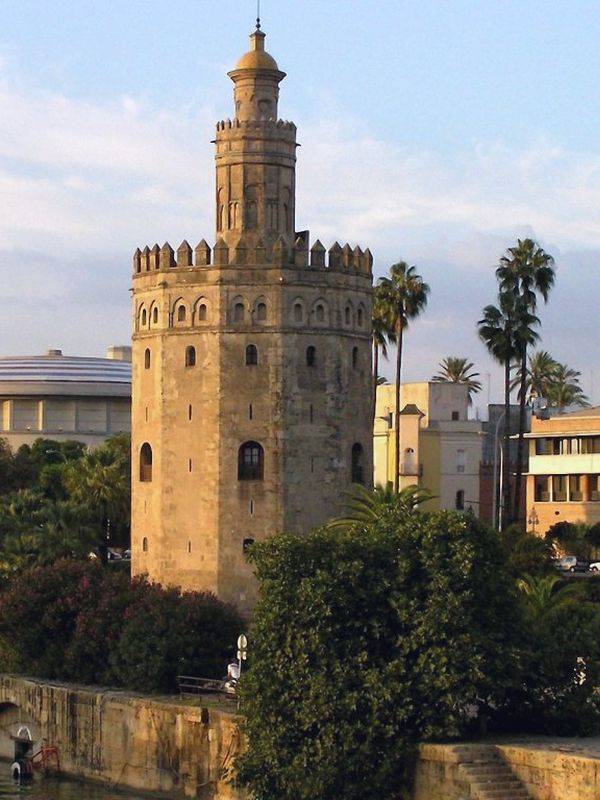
[256,0,261,29]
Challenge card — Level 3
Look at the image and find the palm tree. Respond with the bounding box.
[377,262,430,493]
[326,482,433,532]
[516,574,577,619]
[496,239,555,523]
[547,363,589,411]
[371,283,395,423]
[478,295,517,528]
[510,350,558,403]
[431,357,482,405]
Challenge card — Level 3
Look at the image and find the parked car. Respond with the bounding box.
[554,556,589,573]
[590,561,600,572]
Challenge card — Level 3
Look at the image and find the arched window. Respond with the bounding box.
[357,307,364,328]
[234,303,245,322]
[238,441,264,481]
[198,303,207,322]
[152,307,158,324]
[142,537,148,552]
[316,304,325,323]
[144,348,151,369]
[455,490,465,511]
[177,305,186,322]
[352,346,359,369]
[351,443,364,485]
[256,302,267,322]
[294,303,303,322]
[306,346,316,367]
[141,309,147,326]
[185,346,196,367]
[246,344,258,366]
[140,443,153,482]
[345,305,352,325]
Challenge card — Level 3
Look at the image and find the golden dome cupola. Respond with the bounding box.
[228,27,286,122]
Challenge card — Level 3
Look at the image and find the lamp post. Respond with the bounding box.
[527,509,539,533]
[492,411,506,531]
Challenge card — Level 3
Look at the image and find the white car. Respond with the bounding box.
[590,561,600,572]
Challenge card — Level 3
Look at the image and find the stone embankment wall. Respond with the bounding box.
[0,675,247,799]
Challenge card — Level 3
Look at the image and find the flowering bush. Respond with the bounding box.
[0,560,242,694]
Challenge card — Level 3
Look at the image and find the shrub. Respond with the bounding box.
[237,509,522,800]
[0,561,243,693]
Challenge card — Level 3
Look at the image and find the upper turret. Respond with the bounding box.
[228,26,286,122]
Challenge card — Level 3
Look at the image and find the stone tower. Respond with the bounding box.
[131,26,373,609]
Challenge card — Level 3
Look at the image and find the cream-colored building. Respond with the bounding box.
[131,26,373,609]
[526,406,600,535]
[374,382,483,513]
[0,347,131,450]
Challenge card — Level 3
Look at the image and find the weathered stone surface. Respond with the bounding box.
[0,675,246,799]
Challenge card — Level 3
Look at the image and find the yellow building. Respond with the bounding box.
[130,26,373,609]
[0,347,131,450]
[374,382,483,513]
[526,407,600,535]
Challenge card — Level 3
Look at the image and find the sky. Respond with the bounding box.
[1,0,599,413]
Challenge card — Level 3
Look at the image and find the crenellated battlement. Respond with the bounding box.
[133,235,372,276]
[215,118,296,132]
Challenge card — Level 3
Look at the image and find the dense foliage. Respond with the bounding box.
[545,520,600,561]
[238,492,600,800]
[0,435,130,580]
[238,502,523,800]
[0,560,242,694]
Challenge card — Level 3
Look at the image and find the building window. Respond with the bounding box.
[152,308,158,324]
[310,404,314,423]
[238,441,264,481]
[141,309,147,326]
[140,443,153,482]
[455,490,465,511]
[451,411,459,421]
[177,306,186,322]
[243,538,255,554]
[188,458,193,472]
[249,403,253,420]
[352,347,359,369]
[188,541,192,554]
[456,449,466,474]
[553,475,567,502]
[306,346,316,367]
[256,303,267,322]
[246,344,258,366]
[534,475,550,502]
[198,303,207,322]
[185,346,196,367]
[142,537,148,552]
[234,303,245,322]
[351,443,364,484]
[569,475,583,502]
[357,308,364,328]
[144,348,151,369]
[345,306,351,325]
[188,405,193,421]
[316,304,325,323]
[294,303,303,322]
[590,475,600,501]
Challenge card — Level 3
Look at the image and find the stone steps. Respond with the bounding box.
[454,745,532,800]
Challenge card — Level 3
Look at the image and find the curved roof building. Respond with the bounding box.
[0,347,132,449]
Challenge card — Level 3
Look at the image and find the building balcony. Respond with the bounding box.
[529,453,600,475]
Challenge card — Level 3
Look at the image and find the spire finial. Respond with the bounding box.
[256,0,261,30]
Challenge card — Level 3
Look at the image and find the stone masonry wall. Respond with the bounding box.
[0,675,247,799]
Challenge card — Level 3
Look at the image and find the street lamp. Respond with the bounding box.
[527,509,539,533]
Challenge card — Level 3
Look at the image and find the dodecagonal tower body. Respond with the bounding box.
[131,28,373,608]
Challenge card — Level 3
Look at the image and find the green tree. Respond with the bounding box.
[547,363,589,411]
[478,296,517,527]
[238,506,522,800]
[377,262,430,493]
[516,574,577,618]
[496,239,555,522]
[431,357,482,405]
[510,350,558,403]
[326,482,433,531]
[371,283,395,423]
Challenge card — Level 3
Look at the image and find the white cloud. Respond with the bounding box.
[0,70,598,406]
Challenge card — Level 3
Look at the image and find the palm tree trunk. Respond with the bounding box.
[513,348,528,523]
[372,340,379,428]
[502,356,511,529]
[394,322,404,494]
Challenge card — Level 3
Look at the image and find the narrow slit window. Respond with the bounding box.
[306,346,316,367]
[144,348,151,369]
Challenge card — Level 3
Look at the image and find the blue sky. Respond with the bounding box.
[1,1,599,410]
